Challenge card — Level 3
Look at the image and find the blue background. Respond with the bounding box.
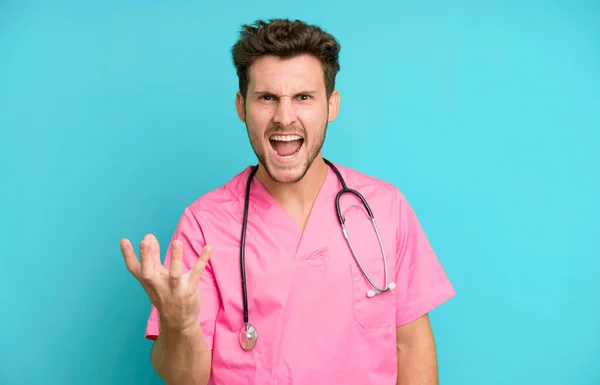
[1,1,599,384]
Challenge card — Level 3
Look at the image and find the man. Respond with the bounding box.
[120,18,455,385]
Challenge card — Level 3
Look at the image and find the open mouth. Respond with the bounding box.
[269,134,304,160]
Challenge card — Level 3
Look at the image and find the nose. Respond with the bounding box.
[272,98,297,127]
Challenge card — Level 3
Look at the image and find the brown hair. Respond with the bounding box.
[231,18,341,99]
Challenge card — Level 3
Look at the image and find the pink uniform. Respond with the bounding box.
[145,162,455,384]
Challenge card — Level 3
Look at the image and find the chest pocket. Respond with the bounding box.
[342,204,396,330]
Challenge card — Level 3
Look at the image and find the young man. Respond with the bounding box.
[120,18,455,385]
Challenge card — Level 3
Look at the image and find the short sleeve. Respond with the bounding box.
[394,189,455,327]
[144,207,221,349]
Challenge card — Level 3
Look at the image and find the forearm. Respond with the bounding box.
[151,320,212,385]
[396,333,438,385]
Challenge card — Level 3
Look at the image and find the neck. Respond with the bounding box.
[255,156,329,211]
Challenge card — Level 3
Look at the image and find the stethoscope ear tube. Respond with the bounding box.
[326,158,374,225]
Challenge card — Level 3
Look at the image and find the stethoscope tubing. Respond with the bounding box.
[327,159,391,295]
[237,158,393,350]
[240,164,258,325]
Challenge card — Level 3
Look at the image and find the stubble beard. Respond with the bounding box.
[245,121,328,184]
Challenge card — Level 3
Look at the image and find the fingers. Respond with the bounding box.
[144,233,162,266]
[120,239,141,278]
[139,238,155,281]
[122,234,211,290]
[189,245,213,287]
[169,240,184,281]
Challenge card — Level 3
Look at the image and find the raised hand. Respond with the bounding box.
[120,233,212,332]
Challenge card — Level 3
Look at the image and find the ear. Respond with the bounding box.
[235,92,246,122]
[327,90,340,122]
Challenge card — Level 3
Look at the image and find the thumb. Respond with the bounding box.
[189,245,213,286]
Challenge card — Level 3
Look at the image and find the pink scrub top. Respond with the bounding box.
[145,162,455,385]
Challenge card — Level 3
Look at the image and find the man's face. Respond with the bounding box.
[236,54,339,184]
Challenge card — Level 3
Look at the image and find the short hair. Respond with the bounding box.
[231,18,341,99]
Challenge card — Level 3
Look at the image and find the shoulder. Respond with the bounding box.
[180,166,252,224]
[327,161,417,228]
[328,161,405,203]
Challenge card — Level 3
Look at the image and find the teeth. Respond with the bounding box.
[270,134,302,142]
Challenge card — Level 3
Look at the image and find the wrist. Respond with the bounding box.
[159,314,200,336]
[159,315,211,353]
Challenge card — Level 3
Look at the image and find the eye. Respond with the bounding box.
[259,93,276,101]
[298,94,311,101]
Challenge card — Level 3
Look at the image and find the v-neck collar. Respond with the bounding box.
[243,164,340,262]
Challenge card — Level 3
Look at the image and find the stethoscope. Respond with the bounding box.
[238,158,396,351]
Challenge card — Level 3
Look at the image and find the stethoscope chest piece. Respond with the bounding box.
[239,323,258,351]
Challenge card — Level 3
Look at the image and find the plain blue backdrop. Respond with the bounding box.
[1,1,599,384]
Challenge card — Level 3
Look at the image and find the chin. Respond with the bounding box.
[264,159,308,184]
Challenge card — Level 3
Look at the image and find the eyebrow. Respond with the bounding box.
[252,90,318,96]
